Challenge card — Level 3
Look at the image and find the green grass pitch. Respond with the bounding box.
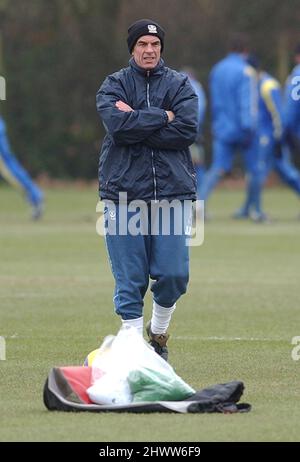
[0,184,299,442]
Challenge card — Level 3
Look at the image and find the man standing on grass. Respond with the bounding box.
[96,19,198,361]
[235,56,300,220]
[199,34,258,218]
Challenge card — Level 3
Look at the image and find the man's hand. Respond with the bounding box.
[166,110,175,122]
[116,100,134,112]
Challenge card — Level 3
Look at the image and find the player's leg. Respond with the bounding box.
[147,201,192,360]
[104,202,150,335]
[199,138,234,203]
[238,136,272,220]
[275,145,300,196]
[0,148,44,219]
[233,137,258,218]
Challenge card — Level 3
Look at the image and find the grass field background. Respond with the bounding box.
[0,184,299,442]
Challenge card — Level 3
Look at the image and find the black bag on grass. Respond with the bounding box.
[43,366,251,414]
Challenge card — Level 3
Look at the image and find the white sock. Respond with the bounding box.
[150,301,176,334]
[121,316,143,336]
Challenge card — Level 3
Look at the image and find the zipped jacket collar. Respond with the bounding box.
[129,57,165,77]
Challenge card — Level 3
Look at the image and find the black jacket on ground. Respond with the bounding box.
[96,58,198,202]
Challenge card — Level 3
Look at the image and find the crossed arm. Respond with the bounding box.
[97,76,198,149]
[116,100,175,123]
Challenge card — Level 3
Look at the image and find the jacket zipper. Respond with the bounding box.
[146,71,157,202]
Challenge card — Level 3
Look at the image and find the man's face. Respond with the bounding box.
[132,35,161,70]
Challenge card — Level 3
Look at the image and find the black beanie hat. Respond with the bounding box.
[127,19,165,53]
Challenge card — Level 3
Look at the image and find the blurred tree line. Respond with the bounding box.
[0,0,299,179]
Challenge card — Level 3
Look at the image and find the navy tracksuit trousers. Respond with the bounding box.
[104,201,191,320]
